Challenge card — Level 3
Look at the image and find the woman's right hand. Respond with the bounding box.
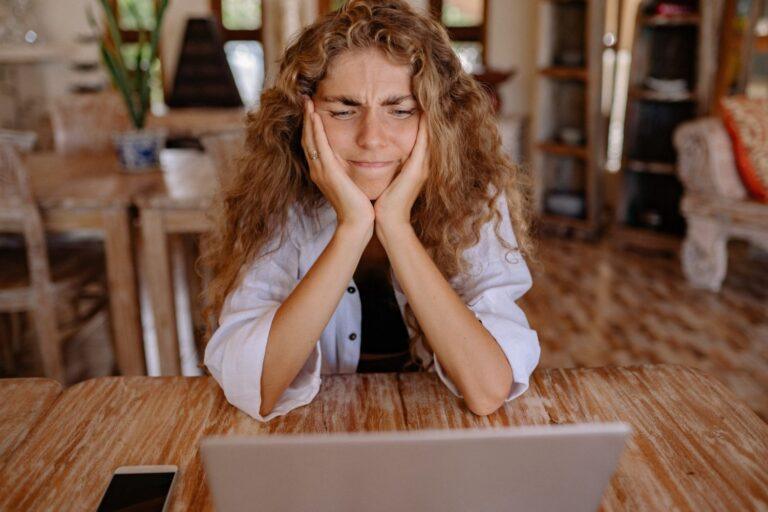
[301,97,375,235]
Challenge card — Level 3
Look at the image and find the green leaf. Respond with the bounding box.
[97,0,128,72]
[101,43,141,128]
[93,0,169,129]
[141,0,170,120]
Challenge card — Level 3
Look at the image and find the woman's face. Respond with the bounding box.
[313,48,420,200]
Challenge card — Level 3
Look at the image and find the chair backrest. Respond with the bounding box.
[0,142,53,290]
[200,128,246,190]
[674,117,747,200]
[49,91,132,154]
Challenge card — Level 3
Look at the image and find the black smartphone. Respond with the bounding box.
[96,465,178,512]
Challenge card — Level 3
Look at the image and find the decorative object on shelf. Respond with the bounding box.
[546,192,586,219]
[559,127,585,146]
[88,0,170,170]
[653,0,697,16]
[531,0,607,237]
[645,77,688,94]
[720,95,768,202]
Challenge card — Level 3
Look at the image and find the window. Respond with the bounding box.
[431,0,488,74]
[211,0,265,107]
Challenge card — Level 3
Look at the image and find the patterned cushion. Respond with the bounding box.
[720,96,768,202]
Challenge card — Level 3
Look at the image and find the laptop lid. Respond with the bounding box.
[200,422,631,512]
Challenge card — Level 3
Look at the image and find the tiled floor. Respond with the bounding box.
[3,236,766,421]
[522,237,768,422]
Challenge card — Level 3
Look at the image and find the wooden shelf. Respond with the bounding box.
[629,87,696,103]
[611,225,681,252]
[625,159,676,175]
[0,43,74,64]
[539,213,592,231]
[537,141,588,159]
[640,14,701,27]
[538,66,588,81]
[533,0,604,239]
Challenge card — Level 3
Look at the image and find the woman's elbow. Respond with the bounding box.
[466,395,505,416]
[259,390,278,418]
[465,383,509,416]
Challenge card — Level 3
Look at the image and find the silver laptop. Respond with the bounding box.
[200,423,631,512]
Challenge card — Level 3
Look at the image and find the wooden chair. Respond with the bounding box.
[0,142,107,381]
[49,92,132,155]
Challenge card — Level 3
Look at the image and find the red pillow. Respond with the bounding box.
[720,96,768,202]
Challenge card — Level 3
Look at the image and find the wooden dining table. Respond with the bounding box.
[23,149,222,377]
[0,365,766,511]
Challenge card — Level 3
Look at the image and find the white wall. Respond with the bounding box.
[487,0,536,117]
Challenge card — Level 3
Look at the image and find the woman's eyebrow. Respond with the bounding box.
[319,94,415,106]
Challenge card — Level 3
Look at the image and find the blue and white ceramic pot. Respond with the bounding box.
[113,128,167,171]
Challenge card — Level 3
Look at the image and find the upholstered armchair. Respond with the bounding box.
[674,118,768,292]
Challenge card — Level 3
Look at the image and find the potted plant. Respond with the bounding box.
[88,0,170,170]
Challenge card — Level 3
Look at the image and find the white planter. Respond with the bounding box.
[113,128,167,171]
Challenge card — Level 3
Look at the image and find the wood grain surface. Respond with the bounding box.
[0,378,61,467]
[0,366,766,511]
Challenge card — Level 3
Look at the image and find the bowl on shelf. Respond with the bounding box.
[545,191,586,218]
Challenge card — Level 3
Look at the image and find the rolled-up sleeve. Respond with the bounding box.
[431,192,541,402]
[204,228,322,422]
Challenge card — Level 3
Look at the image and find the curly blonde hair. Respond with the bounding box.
[202,0,534,364]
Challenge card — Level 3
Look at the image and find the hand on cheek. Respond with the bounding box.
[301,96,375,231]
[373,113,429,232]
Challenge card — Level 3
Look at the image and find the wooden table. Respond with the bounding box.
[22,152,165,375]
[136,149,218,375]
[0,378,61,467]
[0,365,766,511]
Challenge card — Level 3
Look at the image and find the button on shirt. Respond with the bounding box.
[204,191,541,422]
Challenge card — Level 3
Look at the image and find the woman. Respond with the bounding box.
[203,0,540,422]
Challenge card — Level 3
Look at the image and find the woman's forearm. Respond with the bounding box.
[377,222,513,416]
[260,223,372,417]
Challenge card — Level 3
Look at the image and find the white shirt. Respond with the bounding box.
[204,192,541,422]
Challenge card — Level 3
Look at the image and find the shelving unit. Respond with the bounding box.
[531,0,607,237]
[613,0,722,251]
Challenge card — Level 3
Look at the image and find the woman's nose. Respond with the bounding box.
[355,110,387,150]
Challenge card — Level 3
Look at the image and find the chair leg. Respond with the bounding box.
[0,314,15,375]
[682,216,728,292]
[31,300,65,382]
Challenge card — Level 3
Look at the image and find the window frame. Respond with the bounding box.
[209,0,265,43]
[430,0,489,65]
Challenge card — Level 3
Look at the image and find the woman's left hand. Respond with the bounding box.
[374,112,430,234]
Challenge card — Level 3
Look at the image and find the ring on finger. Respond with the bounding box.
[308,150,320,161]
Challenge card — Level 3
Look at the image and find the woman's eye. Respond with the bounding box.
[329,110,354,119]
[392,109,416,118]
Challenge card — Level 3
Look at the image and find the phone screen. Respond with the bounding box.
[96,471,176,512]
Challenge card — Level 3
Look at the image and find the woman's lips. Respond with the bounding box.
[349,160,395,168]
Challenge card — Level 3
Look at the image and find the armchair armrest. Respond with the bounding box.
[673,117,747,200]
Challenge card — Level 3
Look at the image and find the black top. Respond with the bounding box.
[353,264,418,373]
